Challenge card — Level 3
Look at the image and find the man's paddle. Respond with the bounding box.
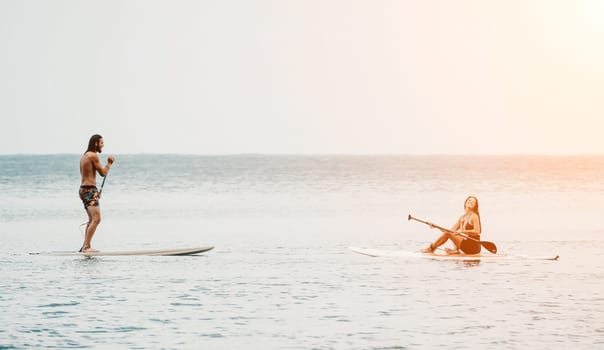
[407,214,497,254]
[98,174,107,195]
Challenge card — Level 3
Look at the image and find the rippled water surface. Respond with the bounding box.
[1,155,604,349]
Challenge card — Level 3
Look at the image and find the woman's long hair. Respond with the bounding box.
[85,134,103,153]
[465,196,481,232]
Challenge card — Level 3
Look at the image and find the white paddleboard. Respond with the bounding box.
[349,247,559,261]
[31,246,214,257]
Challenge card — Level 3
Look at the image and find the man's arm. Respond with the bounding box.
[92,153,113,176]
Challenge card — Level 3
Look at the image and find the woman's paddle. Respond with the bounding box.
[407,214,497,254]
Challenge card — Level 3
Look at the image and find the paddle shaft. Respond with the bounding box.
[98,174,107,195]
[408,214,497,254]
[408,215,470,238]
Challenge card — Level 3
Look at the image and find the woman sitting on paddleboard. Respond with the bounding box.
[421,196,482,254]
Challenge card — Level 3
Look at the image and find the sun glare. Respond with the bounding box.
[584,0,604,27]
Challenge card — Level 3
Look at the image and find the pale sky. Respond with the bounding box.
[1,0,603,155]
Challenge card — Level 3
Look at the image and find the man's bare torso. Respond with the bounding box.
[80,152,100,186]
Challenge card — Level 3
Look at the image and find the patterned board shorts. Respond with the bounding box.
[79,185,100,209]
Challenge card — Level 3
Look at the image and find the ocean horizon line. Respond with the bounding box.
[1,152,604,157]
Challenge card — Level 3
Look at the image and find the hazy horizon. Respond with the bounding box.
[2,152,604,157]
[1,1,603,155]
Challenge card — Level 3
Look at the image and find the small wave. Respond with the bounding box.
[41,310,69,317]
[114,326,147,333]
[169,302,203,307]
[201,333,224,338]
[37,301,79,308]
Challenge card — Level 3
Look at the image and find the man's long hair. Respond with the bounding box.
[85,134,103,153]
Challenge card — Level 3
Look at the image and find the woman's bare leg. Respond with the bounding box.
[422,231,463,253]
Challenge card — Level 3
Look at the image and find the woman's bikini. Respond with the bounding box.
[446,215,480,254]
[456,215,481,254]
[462,216,480,238]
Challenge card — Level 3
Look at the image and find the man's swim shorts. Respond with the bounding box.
[79,185,99,209]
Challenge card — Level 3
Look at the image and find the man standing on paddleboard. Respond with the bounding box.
[79,134,115,252]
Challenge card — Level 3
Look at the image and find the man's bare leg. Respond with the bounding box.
[82,206,101,252]
[79,212,92,252]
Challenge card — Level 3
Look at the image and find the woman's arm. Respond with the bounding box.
[450,217,461,232]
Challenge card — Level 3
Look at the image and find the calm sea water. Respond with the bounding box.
[1,155,604,349]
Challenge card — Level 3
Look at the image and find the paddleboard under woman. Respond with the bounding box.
[420,196,482,254]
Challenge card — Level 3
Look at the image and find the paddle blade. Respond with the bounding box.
[482,241,497,254]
